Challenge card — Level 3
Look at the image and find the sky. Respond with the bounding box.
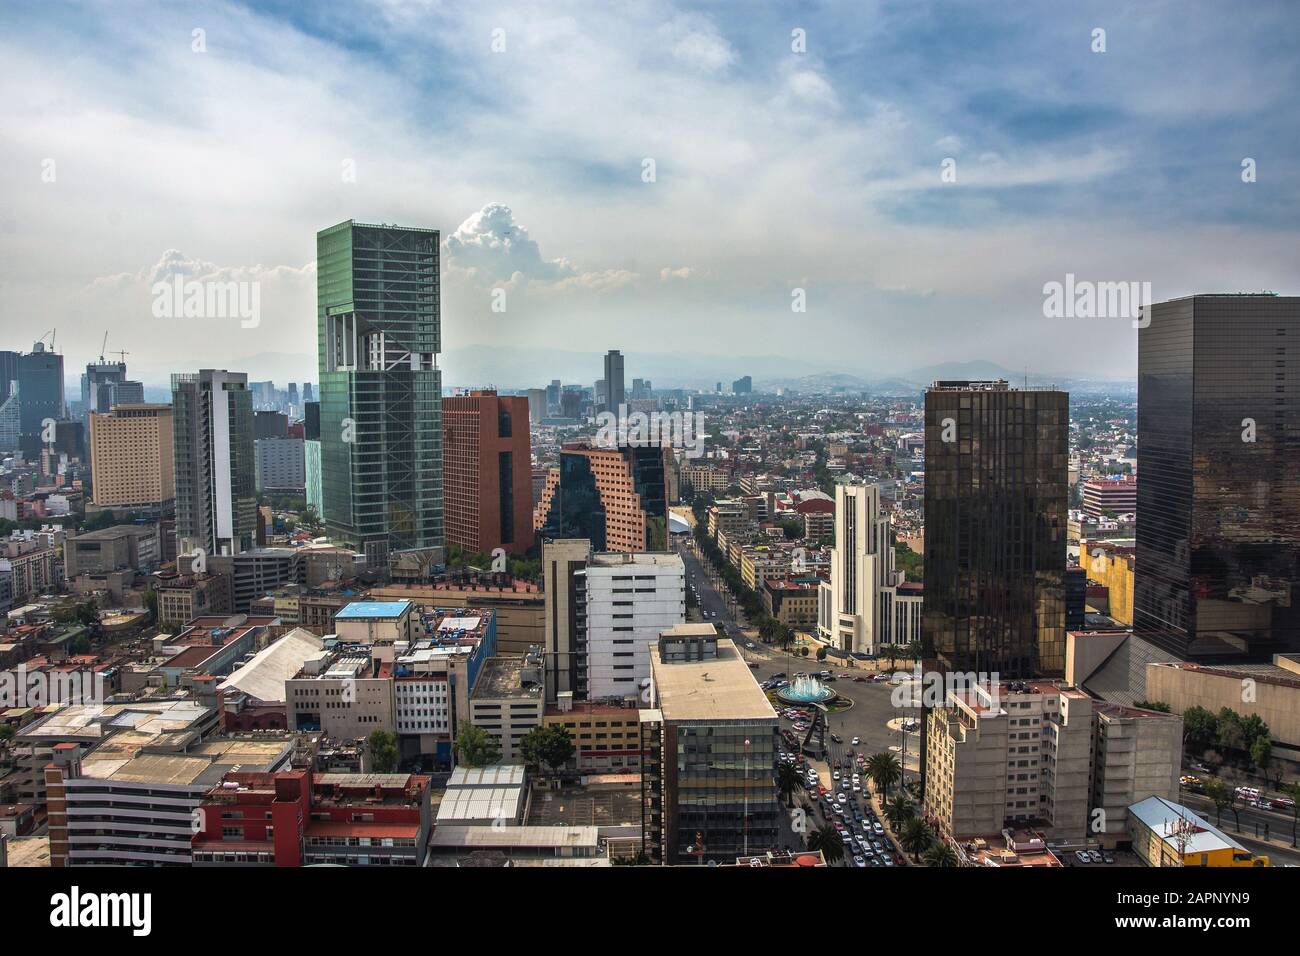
[2,0,1298,389]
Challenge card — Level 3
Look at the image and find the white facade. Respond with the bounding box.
[255,436,306,492]
[583,553,685,700]
[818,483,902,654]
[395,676,450,736]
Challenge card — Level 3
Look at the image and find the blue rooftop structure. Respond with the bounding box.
[335,600,412,620]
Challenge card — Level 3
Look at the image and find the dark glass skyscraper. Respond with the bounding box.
[317,220,443,567]
[17,342,64,461]
[1134,294,1300,661]
[923,381,1069,678]
[603,349,624,413]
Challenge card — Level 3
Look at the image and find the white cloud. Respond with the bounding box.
[443,203,575,282]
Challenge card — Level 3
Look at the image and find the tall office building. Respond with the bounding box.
[1134,294,1300,661]
[533,442,669,552]
[17,341,63,461]
[543,537,595,702]
[603,349,625,413]
[88,404,175,509]
[923,380,1069,678]
[304,400,322,516]
[317,220,443,566]
[817,482,904,654]
[172,370,256,557]
[442,389,534,556]
[545,379,561,416]
[640,629,778,864]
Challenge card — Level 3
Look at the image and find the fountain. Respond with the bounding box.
[776,674,836,706]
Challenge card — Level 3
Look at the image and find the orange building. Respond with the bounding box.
[442,390,534,555]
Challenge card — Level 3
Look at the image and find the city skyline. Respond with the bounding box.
[5,2,1298,388]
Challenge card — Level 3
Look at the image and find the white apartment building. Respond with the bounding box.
[583,552,684,700]
[817,482,904,653]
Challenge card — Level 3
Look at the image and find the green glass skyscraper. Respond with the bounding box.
[317,220,443,566]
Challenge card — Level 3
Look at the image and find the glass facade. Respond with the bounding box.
[668,720,778,864]
[923,382,1069,678]
[1135,295,1300,660]
[317,221,443,566]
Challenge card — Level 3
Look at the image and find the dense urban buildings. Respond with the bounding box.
[1134,294,1300,662]
[317,220,444,566]
[442,389,534,556]
[171,370,256,557]
[923,380,1070,678]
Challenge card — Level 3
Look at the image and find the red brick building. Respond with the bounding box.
[442,390,534,556]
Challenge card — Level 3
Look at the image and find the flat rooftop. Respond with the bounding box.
[649,639,776,722]
[473,657,541,700]
[336,600,412,620]
[80,735,292,787]
[589,552,683,568]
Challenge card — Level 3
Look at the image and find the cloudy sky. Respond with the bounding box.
[2,0,1297,389]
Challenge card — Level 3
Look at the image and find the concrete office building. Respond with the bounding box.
[584,552,685,700]
[172,370,256,557]
[88,404,175,509]
[317,220,444,567]
[640,633,778,865]
[543,538,596,702]
[470,653,545,763]
[65,523,161,578]
[254,436,306,493]
[442,389,534,556]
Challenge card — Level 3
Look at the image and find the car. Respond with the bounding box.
[835,792,846,803]
[1102,852,1115,864]
[831,770,840,780]
[840,831,852,843]
[853,783,862,794]
[1088,850,1103,864]
[853,856,867,868]
[833,821,845,831]
[881,856,894,867]
[851,737,861,746]
[872,822,883,835]
[830,733,843,744]
[1074,851,1090,864]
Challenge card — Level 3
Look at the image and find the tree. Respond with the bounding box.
[883,793,915,831]
[815,646,828,662]
[1182,706,1218,753]
[807,823,844,865]
[1250,734,1272,772]
[1202,776,1233,827]
[777,762,804,808]
[899,817,934,862]
[923,842,960,867]
[866,751,902,801]
[520,725,575,774]
[368,730,398,773]
[455,723,502,768]
[1133,699,1171,713]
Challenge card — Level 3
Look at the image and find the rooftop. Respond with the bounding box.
[336,600,412,620]
[649,638,776,722]
[472,656,541,700]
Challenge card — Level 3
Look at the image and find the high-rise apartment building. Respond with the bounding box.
[603,349,625,413]
[533,442,669,552]
[81,357,127,441]
[540,540,685,701]
[88,404,175,509]
[1134,294,1300,661]
[172,370,256,557]
[442,389,534,556]
[817,482,904,654]
[317,220,443,567]
[923,380,1069,678]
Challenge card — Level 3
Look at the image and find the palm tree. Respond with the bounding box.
[776,762,804,808]
[900,817,935,862]
[884,793,916,831]
[866,751,902,801]
[923,842,960,867]
[806,823,845,865]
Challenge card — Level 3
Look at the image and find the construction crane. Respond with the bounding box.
[99,331,109,363]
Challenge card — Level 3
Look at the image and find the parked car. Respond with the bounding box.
[1088,850,1104,864]
[1074,851,1090,864]
[851,736,861,746]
